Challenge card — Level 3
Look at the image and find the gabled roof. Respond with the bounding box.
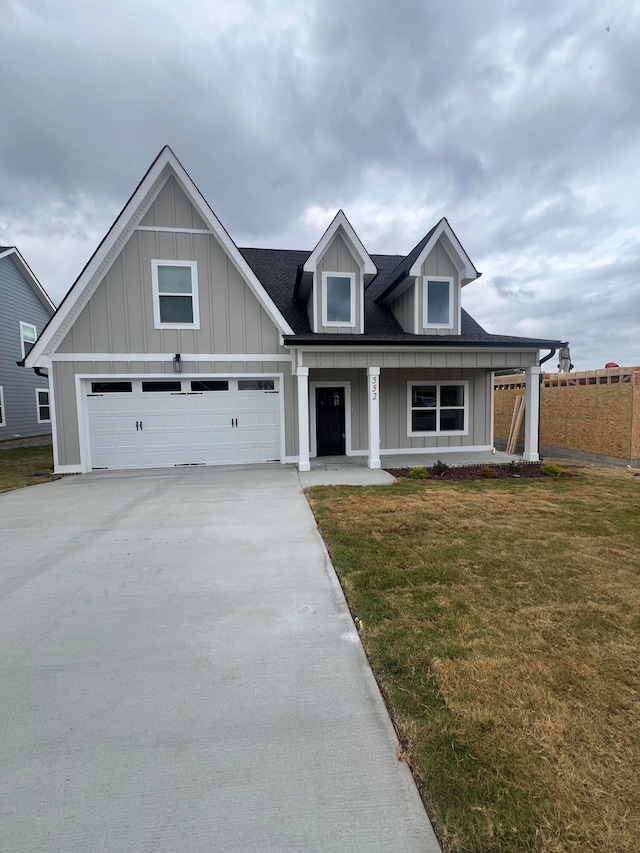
[0,246,55,313]
[374,217,479,304]
[302,210,377,276]
[239,247,563,350]
[25,146,294,367]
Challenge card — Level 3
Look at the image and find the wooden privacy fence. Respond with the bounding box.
[494,367,640,465]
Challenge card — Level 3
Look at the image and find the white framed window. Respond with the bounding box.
[0,386,5,427]
[36,388,50,423]
[407,380,468,436]
[20,321,37,358]
[321,271,356,327]
[423,276,454,328]
[151,260,199,329]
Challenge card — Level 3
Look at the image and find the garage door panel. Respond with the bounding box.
[87,380,281,470]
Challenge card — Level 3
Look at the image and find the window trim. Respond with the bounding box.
[151,260,200,330]
[0,386,5,427]
[35,388,51,423]
[19,321,37,359]
[321,271,356,328]
[407,380,469,437]
[422,276,454,329]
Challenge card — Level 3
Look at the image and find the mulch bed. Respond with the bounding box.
[385,462,565,481]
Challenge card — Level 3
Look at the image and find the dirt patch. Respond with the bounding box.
[385,462,567,480]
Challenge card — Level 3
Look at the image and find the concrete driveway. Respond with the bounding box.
[0,465,439,852]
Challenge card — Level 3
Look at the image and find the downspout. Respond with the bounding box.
[34,367,49,380]
[537,347,559,461]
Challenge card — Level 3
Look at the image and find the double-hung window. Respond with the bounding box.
[408,381,468,436]
[423,276,454,328]
[19,322,37,358]
[152,260,199,329]
[36,389,50,423]
[322,271,356,327]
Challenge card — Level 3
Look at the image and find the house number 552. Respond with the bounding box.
[371,376,378,400]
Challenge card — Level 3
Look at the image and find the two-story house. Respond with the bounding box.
[0,247,55,443]
[25,147,561,473]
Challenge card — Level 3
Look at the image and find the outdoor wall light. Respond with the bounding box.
[173,353,181,373]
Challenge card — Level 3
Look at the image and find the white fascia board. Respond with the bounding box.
[0,248,55,313]
[25,146,294,369]
[408,219,478,282]
[167,155,294,335]
[303,210,376,275]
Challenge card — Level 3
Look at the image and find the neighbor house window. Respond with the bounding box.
[0,386,5,427]
[19,322,37,358]
[408,381,468,436]
[423,277,454,328]
[151,260,199,329]
[36,389,50,423]
[322,272,356,327]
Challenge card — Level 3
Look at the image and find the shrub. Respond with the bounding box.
[477,466,498,479]
[408,466,429,480]
[541,463,564,478]
[432,459,449,476]
[508,460,523,473]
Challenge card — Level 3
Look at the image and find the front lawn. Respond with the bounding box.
[307,464,640,853]
[0,444,57,493]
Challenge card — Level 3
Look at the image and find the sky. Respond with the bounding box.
[1,0,639,370]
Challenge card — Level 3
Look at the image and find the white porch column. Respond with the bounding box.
[523,364,541,461]
[367,366,381,469]
[296,367,310,472]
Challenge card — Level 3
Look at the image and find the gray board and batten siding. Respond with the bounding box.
[0,253,53,440]
[311,233,363,334]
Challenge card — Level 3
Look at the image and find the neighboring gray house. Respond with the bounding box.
[0,247,55,443]
[25,147,561,473]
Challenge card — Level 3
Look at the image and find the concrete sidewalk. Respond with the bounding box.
[0,465,440,852]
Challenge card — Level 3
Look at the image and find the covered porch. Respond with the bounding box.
[293,355,542,472]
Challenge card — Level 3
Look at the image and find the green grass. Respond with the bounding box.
[307,464,640,853]
[0,444,58,493]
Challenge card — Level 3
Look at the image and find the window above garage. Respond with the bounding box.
[151,260,200,329]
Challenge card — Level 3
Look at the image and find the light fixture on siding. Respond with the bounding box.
[173,353,182,373]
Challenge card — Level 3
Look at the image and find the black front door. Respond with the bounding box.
[316,387,346,456]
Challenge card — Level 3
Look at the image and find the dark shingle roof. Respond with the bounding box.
[239,246,561,349]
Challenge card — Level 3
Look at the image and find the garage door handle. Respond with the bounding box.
[234,418,238,428]
[136,421,139,431]
[140,420,143,431]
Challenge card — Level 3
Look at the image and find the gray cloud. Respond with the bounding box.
[1,0,639,369]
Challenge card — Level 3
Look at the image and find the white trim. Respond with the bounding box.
[151,259,199,330]
[49,365,61,471]
[294,345,544,355]
[74,371,286,474]
[321,271,356,328]
[50,352,292,363]
[413,281,419,335]
[523,365,541,462]
[367,367,381,469]
[303,210,376,276]
[0,386,5,427]
[309,381,352,458]
[19,321,37,359]
[0,248,55,312]
[407,218,478,282]
[136,226,212,234]
[407,379,469,437]
[489,371,495,448]
[381,444,492,456]
[423,276,454,329]
[35,388,51,423]
[55,464,84,474]
[296,367,310,471]
[25,146,294,367]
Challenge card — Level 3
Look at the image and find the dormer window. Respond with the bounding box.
[322,272,356,327]
[423,277,454,328]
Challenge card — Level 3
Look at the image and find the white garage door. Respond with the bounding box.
[87,378,281,470]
